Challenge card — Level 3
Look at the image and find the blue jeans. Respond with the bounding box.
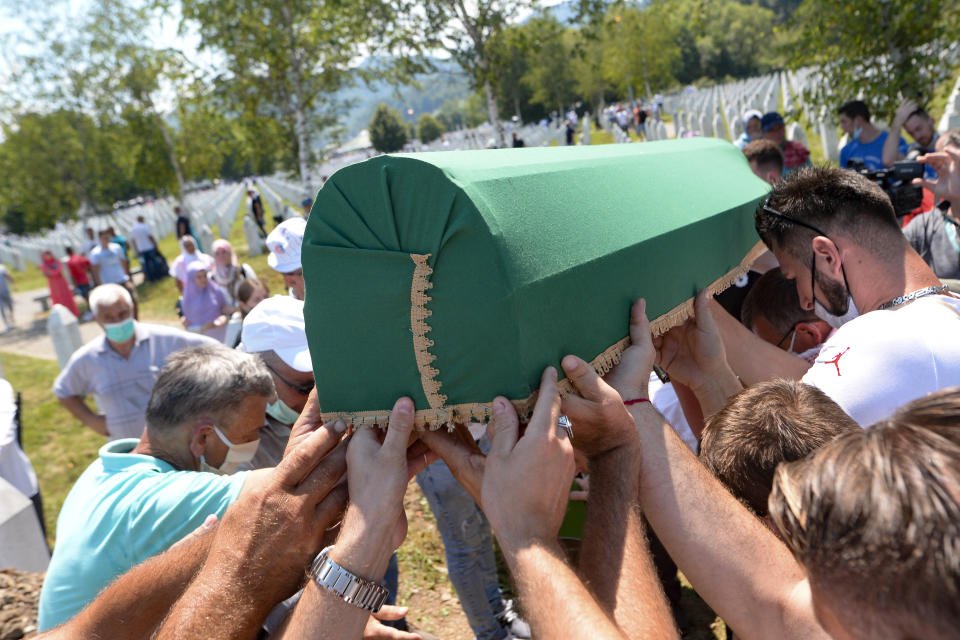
[139,249,164,282]
[416,438,507,640]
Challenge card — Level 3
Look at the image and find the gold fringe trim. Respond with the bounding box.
[410,254,447,408]
[327,241,767,431]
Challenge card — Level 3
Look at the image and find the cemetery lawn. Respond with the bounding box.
[9,262,52,294]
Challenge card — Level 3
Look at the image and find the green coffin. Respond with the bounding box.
[303,138,769,428]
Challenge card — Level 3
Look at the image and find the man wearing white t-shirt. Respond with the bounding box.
[128,216,162,282]
[657,165,960,427]
[90,229,138,319]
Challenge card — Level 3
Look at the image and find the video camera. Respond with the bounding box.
[846,159,924,218]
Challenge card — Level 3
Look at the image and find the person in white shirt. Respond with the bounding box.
[54,284,214,439]
[128,216,162,282]
[0,377,44,536]
[656,165,960,427]
[266,217,306,301]
[90,229,138,319]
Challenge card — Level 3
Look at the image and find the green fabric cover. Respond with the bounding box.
[303,138,769,423]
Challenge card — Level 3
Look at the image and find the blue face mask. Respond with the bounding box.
[266,397,301,425]
[104,318,135,343]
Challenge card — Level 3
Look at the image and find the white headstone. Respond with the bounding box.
[820,122,840,164]
[712,113,726,140]
[47,304,83,370]
[0,477,50,573]
[243,217,265,257]
[787,122,808,148]
[198,224,215,255]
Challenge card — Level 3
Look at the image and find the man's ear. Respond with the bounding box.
[765,169,780,186]
[793,322,824,353]
[189,424,213,460]
[811,236,843,278]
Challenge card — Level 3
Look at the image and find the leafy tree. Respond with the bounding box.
[0,0,187,209]
[602,3,681,100]
[417,113,445,143]
[369,103,409,153]
[436,98,467,131]
[0,111,87,231]
[786,0,959,118]
[487,24,536,121]
[520,16,578,115]
[421,0,538,147]
[182,0,425,196]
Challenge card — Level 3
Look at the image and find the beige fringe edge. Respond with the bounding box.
[410,254,447,408]
[323,241,768,431]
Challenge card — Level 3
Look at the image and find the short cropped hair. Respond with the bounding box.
[769,388,960,639]
[907,105,932,121]
[742,139,784,175]
[89,283,132,315]
[837,100,870,122]
[740,268,816,336]
[700,379,858,517]
[754,165,902,263]
[145,344,276,436]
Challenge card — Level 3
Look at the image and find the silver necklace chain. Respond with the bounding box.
[878,285,949,310]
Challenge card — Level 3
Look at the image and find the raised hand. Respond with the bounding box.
[653,289,729,393]
[893,98,918,128]
[915,146,960,202]
[335,397,419,576]
[602,298,656,401]
[481,368,576,553]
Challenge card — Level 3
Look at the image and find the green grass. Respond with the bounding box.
[4,352,105,545]
[590,127,646,145]
[9,262,49,293]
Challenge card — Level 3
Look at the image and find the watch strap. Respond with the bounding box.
[308,545,388,613]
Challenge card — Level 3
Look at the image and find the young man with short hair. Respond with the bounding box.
[769,388,960,640]
[837,99,906,170]
[675,166,960,427]
[884,97,940,176]
[742,139,784,185]
[699,379,858,517]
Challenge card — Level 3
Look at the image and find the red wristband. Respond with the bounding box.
[623,398,650,406]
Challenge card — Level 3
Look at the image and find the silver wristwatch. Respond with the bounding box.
[308,545,389,613]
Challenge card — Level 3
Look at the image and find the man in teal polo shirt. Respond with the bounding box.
[37,344,275,630]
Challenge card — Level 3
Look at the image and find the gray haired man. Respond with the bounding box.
[54,283,215,439]
[38,344,275,631]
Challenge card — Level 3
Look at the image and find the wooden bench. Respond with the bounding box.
[33,294,50,312]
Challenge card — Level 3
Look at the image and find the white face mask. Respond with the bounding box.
[795,344,824,364]
[814,295,860,329]
[266,397,301,425]
[852,125,863,141]
[200,425,259,475]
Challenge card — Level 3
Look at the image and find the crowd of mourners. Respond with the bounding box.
[1,94,960,640]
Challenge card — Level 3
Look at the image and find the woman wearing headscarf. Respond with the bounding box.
[169,236,214,293]
[209,239,256,306]
[40,251,80,317]
[181,261,232,342]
